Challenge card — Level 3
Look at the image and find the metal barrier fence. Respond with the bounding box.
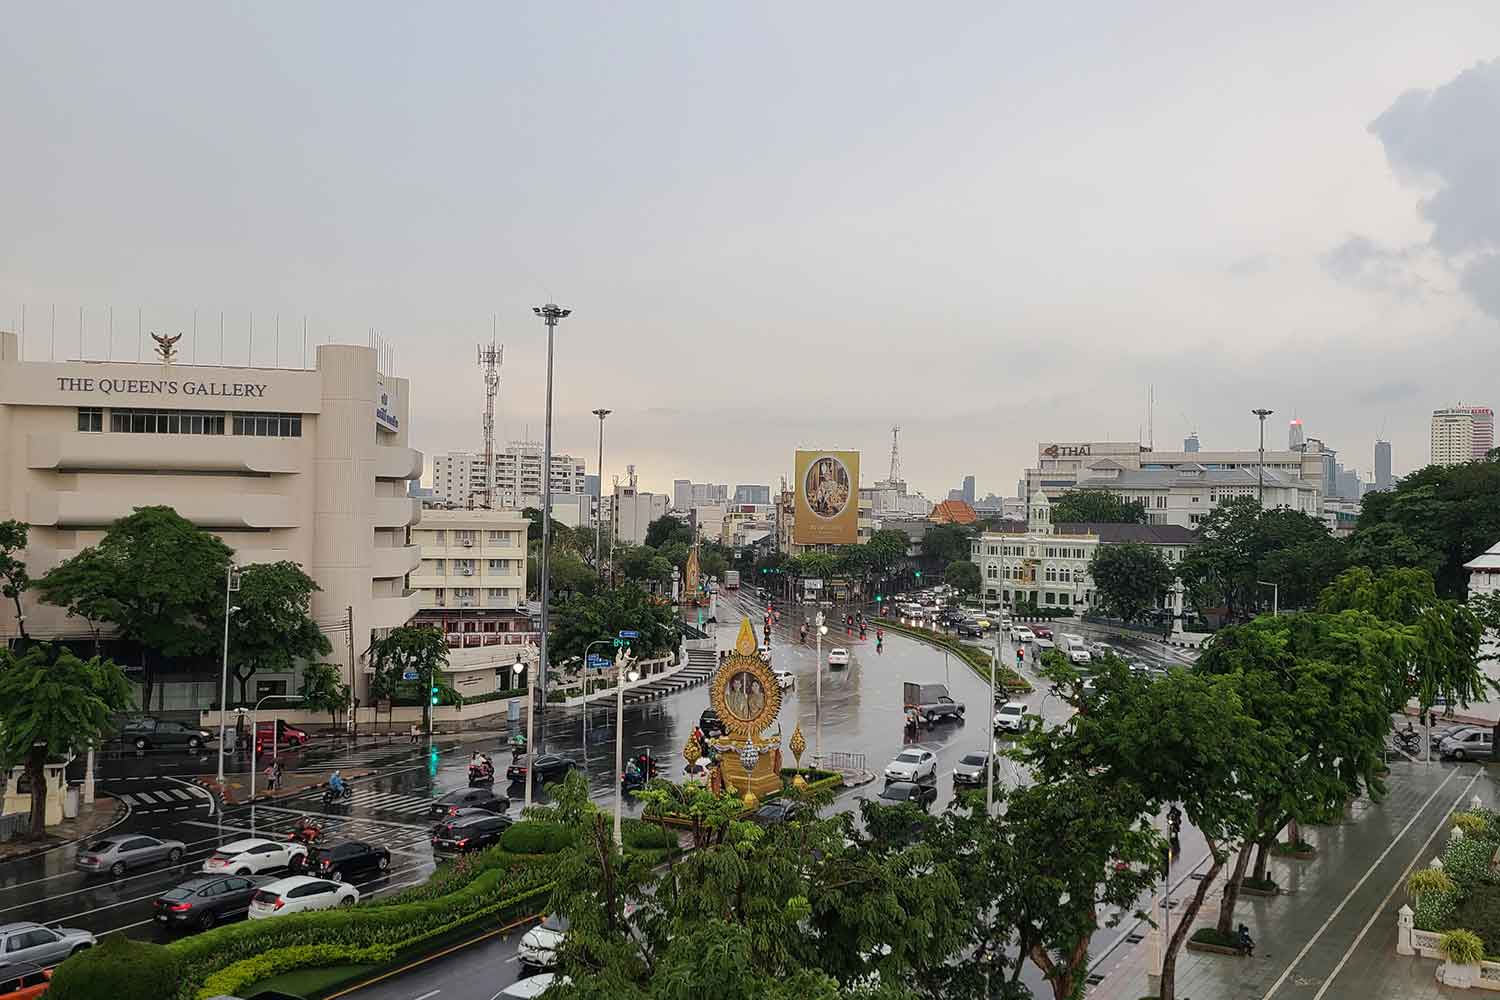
[823,751,866,772]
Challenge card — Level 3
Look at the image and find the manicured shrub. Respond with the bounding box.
[622,819,674,850]
[1415,884,1459,932]
[500,819,577,855]
[1443,836,1494,893]
[1453,812,1492,840]
[49,934,181,1000]
[1409,868,1459,900]
[1441,928,1486,966]
[1455,882,1500,954]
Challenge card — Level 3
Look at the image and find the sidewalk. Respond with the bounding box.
[0,797,125,862]
[1086,761,1492,1000]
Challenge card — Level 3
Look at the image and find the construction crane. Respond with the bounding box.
[476,332,503,508]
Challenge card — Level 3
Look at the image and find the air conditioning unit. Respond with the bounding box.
[461,539,474,547]
[460,567,473,576]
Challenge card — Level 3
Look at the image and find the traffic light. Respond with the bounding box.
[875,594,883,603]
[915,570,922,579]
[430,684,440,706]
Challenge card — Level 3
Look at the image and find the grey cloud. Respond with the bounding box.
[1354,379,1421,405]
[1226,253,1273,277]
[1357,58,1500,318]
[1322,236,1425,298]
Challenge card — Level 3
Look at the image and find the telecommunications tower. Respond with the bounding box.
[888,425,902,484]
[477,331,503,508]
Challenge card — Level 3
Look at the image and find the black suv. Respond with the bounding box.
[506,753,577,788]
[152,874,269,931]
[120,717,215,752]
[699,708,727,739]
[301,841,391,882]
[429,787,509,819]
[431,812,514,853]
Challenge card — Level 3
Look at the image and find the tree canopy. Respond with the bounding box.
[225,561,330,704]
[644,515,693,550]
[368,624,452,725]
[1050,489,1147,525]
[1088,542,1173,623]
[944,559,982,597]
[0,520,31,641]
[1177,498,1344,621]
[550,584,679,664]
[921,524,973,569]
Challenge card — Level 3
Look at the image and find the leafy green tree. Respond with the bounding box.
[944,559,982,597]
[297,661,350,727]
[867,528,911,570]
[550,584,679,664]
[368,624,451,730]
[225,561,330,704]
[0,645,132,837]
[0,520,31,641]
[700,549,729,582]
[1050,488,1147,524]
[1089,542,1173,623]
[616,545,671,587]
[644,515,693,550]
[791,551,838,581]
[1178,499,1344,621]
[35,506,231,708]
[920,523,973,568]
[548,550,598,599]
[522,506,575,546]
[1349,460,1500,597]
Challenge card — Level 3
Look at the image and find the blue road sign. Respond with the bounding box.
[618,630,640,639]
[401,669,419,681]
[586,654,610,668]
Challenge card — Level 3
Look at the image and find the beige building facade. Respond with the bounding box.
[410,508,527,612]
[0,333,422,704]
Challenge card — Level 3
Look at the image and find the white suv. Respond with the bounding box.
[993,702,1028,733]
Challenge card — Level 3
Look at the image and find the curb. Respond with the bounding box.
[0,796,128,864]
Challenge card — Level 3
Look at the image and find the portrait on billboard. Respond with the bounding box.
[804,455,852,519]
[724,670,768,723]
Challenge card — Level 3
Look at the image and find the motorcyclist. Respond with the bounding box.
[327,770,347,797]
[799,624,808,643]
[1236,923,1255,957]
[624,758,642,784]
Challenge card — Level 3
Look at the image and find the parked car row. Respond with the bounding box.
[116,716,310,754]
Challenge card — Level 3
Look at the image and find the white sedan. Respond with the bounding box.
[774,669,795,689]
[248,876,359,919]
[1011,625,1036,643]
[202,837,307,876]
[883,748,937,783]
[827,648,850,668]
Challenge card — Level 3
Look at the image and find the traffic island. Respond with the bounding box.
[872,618,1032,693]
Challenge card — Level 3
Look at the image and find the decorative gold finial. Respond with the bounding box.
[742,791,758,810]
[792,774,807,791]
[735,618,758,656]
[683,735,702,766]
[789,724,806,767]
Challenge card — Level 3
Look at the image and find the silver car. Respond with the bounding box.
[0,921,95,966]
[75,834,186,876]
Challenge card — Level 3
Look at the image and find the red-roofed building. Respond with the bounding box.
[929,499,978,525]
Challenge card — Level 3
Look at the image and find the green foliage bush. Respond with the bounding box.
[1455,883,1500,956]
[1415,885,1459,932]
[1455,810,1495,840]
[499,820,577,855]
[872,618,1031,691]
[49,934,181,1000]
[1441,928,1487,965]
[1443,836,1495,893]
[198,943,396,999]
[622,818,674,850]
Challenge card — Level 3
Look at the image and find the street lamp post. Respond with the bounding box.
[592,409,611,584]
[533,303,571,755]
[613,650,640,847]
[216,564,240,783]
[1252,408,1274,507]
[581,638,616,768]
[1257,580,1279,617]
[249,694,301,801]
[986,626,999,815]
[518,641,537,811]
[815,611,827,767]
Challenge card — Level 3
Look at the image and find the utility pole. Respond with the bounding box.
[1253,408,1274,507]
[986,626,999,815]
[532,304,571,753]
[346,605,355,736]
[592,408,611,582]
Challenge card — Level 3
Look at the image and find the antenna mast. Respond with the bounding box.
[889,425,902,484]
[477,327,503,508]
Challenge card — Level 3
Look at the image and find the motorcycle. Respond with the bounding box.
[287,822,322,847]
[321,784,354,807]
[620,768,648,793]
[509,734,527,759]
[468,760,495,785]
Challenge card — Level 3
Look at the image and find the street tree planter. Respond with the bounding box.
[1273,840,1317,861]
[1235,877,1280,897]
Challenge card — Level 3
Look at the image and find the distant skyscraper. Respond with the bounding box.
[673,479,692,511]
[734,484,771,505]
[1431,405,1494,465]
[962,475,976,504]
[1374,440,1393,490]
[1183,433,1200,453]
[585,474,600,498]
[1288,418,1304,451]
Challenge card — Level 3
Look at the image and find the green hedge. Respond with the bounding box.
[49,934,182,1000]
[622,818,675,850]
[463,688,525,706]
[873,618,1031,692]
[1455,883,1500,957]
[499,820,577,855]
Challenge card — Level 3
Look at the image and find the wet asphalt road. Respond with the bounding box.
[0,597,1212,995]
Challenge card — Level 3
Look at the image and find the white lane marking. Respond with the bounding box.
[1260,764,1467,1000]
[1305,768,1485,1000]
[412,989,441,1000]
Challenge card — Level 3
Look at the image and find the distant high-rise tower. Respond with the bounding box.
[1183,432,1200,453]
[1375,440,1393,490]
[962,475,976,504]
[1431,405,1494,465]
[1288,418,1304,452]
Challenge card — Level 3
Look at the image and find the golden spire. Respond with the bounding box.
[735,618,758,656]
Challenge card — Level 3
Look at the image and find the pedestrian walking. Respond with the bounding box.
[264,759,283,791]
[409,723,420,745]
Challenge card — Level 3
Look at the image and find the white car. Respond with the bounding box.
[201,837,307,876]
[501,975,569,999]
[1064,636,1092,665]
[518,912,569,971]
[994,701,1028,733]
[774,669,795,689]
[1011,625,1036,643]
[883,748,937,783]
[248,875,359,919]
[828,647,850,668]
[758,644,773,662]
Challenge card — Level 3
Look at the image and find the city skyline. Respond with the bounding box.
[3,6,1498,497]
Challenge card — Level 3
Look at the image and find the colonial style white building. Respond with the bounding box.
[971,491,1195,610]
[1074,460,1319,528]
[1467,541,1500,601]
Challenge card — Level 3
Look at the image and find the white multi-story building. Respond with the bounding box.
[1075,460,1320,527]
[1432,406,1495,466]
[409,509,527,612]
[0,333,422,707]
[860,479,934,516]
[1467,541,1500,601]
[970,491,1195,610]
[613,486,669,545]
[431,442,587,508]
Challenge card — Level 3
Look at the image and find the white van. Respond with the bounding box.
[1063,634,1091,665]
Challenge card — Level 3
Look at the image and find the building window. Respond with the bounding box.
[1044,567,1057,583]
[77,407,103,432]
[987,565,997,579]
[231,412,302,437]
[110,408,226,435]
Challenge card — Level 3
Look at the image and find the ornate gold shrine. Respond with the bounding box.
[682,543,706,606]
[703,618,783,797]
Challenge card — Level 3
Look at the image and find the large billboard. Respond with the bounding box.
[794,450,859,545]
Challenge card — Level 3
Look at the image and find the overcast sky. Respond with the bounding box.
[4,3,1499,499]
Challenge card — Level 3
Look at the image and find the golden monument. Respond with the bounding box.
[703,618,784,797]
[682,543,706,607]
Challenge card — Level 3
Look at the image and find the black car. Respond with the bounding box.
[699,708,727,739]
[506,753,577,788]
[877,780,939,812]
[120,717,215,752]
[428,787,509,819]
[301,841,391,882]
[431,812,514,853]
[152,874,270,931]
[751,800,809,826]
[954,621,984,637]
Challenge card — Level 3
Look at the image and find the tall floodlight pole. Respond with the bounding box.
[592,409,611,582]
[1252,408,1274,507]
[986,626,999,815]
[532,303,571,754]
[216,565,240,782]
[815,611,827,766]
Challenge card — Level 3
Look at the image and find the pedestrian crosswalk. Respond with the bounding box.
[280,784,443,821]
[110,782,214,813]
[204,807,438,850]
[300,740,463,770]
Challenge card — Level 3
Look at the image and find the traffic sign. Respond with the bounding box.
[618,630,640,639]
[402,669,419,681]
[586,654,610,668]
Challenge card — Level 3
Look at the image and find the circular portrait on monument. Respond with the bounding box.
[723,670,768,724]
[804,455,852,519]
